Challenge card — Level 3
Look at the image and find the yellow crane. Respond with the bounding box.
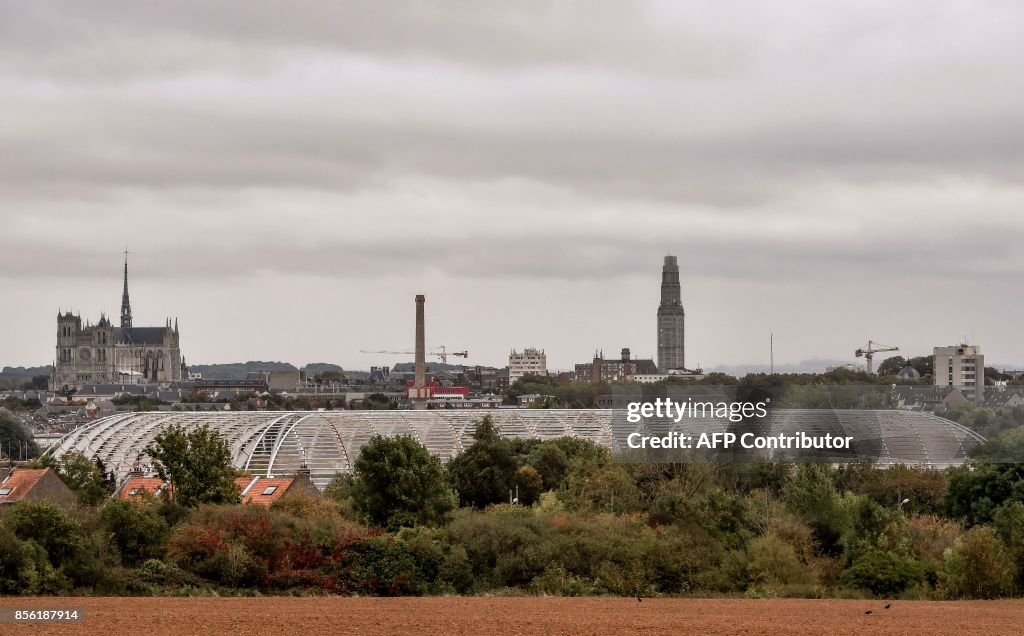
[855,341,899,374]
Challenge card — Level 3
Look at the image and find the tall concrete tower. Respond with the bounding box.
[657,255,685,371]
[415,294,426,390]
[410,294,428,408]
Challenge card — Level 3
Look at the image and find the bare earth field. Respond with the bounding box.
[3,597,1024,636]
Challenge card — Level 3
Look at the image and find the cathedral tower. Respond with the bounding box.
[120,250,132,329]
[657,255,685,371]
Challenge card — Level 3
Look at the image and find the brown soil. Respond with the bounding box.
[2,597,1023,635]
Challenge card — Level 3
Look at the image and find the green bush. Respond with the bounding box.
[839,549,924,597]
[3,502,96,588]
[0,524,65,594]
[100,500,171,566]
[333,536,425,596]
[941,526,1015,599]
[746,533,814,587]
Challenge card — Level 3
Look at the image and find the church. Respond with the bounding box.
[50,256,188,390]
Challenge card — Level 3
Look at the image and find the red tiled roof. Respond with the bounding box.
[237,476,295,507]
[234,476,256,491]
[117,475,167,500]
[0,468,50,504]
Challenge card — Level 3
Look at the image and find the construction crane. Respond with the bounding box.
[360,345,469,365]
[855,341,899,374]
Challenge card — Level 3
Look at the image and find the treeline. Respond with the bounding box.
[503,369,934,408]
[4,416,1024,599]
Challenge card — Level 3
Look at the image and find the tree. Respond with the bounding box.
[448,416,519,508]
[908,356,934,378]
[876,356,908,377]
[526,442,569,491]
[30,452,112,506]
[145,424,239,507]
[99,499,170,566]
[839,549,924,597]
[783,464,848,556]
[4,502,96,587]
[513,466,543,505]
[350,435,456,529]
[941,526,1015,599]
[945,463,1024,526]
[985,367,1011,385]
[0,412,39,460]
[364,393,396,410]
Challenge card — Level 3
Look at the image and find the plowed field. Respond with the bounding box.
[3,597,1023,635]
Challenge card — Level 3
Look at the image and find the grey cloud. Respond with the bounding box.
[1,2,1023,366]
[0,1,748,77]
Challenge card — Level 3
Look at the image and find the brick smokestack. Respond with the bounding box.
[415,294,426,390]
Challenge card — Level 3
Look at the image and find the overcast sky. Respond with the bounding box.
[2,1,1023,371]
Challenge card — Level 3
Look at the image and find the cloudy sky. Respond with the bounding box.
[2,1,1023,371]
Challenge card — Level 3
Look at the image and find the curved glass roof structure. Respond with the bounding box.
[46,409,984,489]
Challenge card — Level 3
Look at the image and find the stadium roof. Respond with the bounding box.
[45,409,985,489]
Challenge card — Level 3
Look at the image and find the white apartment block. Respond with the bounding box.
[934,344,985,403]
[509,348,547,385]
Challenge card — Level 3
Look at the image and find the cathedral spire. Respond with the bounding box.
[120,248,133,329]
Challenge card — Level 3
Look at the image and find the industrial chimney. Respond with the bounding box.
[415,294,426,390]
[410,294,428,408]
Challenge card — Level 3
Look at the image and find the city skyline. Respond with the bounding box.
[2,2,1023,369]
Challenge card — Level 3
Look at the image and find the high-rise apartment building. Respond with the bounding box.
[934,344,985,403]
[509,348,547,385]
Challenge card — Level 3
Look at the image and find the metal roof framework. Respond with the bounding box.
[45,409,984,490]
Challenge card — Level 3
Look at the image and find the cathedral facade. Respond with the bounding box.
[50,258,187,389]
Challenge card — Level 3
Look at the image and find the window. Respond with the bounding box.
[0,487,12,496]
[261,486,278,496]
[128,488,140,496]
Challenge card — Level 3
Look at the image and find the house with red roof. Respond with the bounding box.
[114,473,171,500]
[0,468,76,507]
[109,468,320,506]
[234,469,320,507]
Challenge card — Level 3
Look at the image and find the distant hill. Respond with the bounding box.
[0,366,52,390]
[1,366,52,377]
[187,361,345,380]
[391,362,470,373]
[304,363,346,375]
[705,358,863,377]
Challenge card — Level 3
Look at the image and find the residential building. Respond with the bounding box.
[934,344,985,403]
[574,348,658,383]
[508,348,547,385]
[0,468,76,507]
[234,471,320,507]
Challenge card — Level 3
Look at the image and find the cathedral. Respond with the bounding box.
[50,256,188,390]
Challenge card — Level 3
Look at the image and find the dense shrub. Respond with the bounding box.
[332,536,425,595]
[940,526,1015,599]
[993,501,1024,588]
[0,524,64,594]
[745,533,815,588]
[2,502,99,588]
[100,500,171,566]
[838,549,924,597]
[166,503,369,589]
